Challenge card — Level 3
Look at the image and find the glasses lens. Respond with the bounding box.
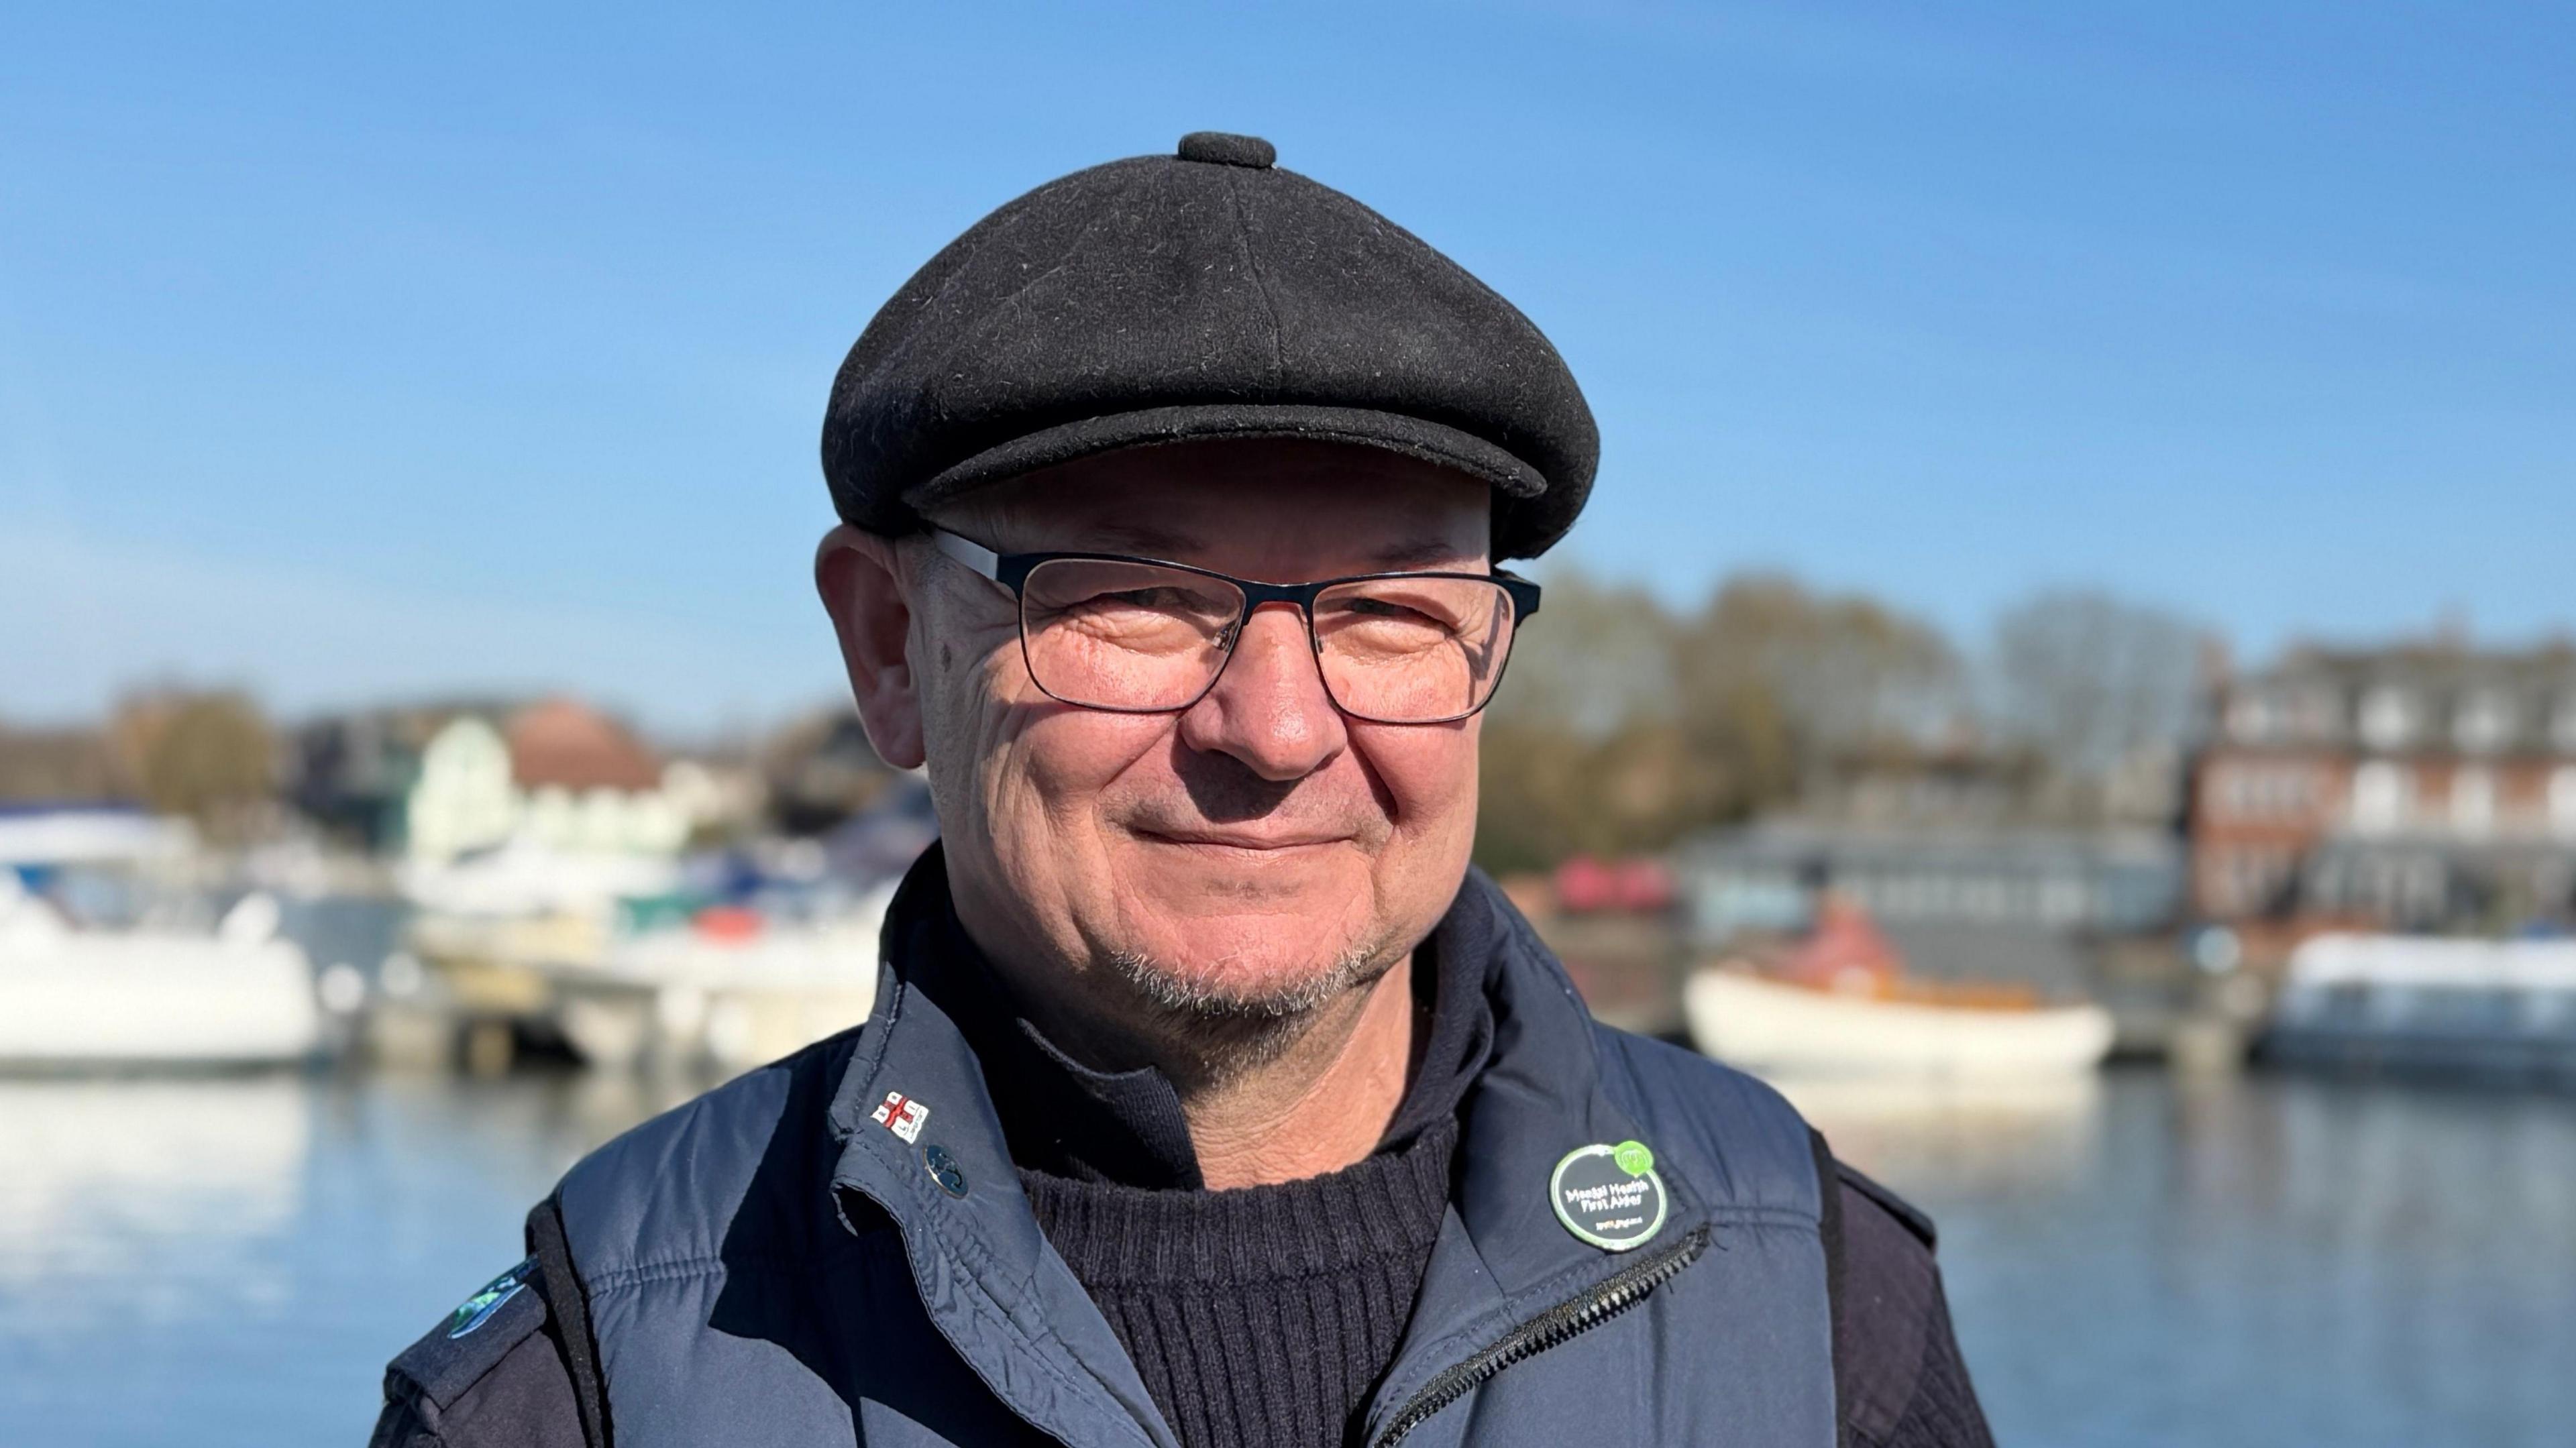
[1019,559,1242,710]
[1313,576,1519,723]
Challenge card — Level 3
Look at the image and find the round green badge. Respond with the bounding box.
[1550,1141,1668,1251]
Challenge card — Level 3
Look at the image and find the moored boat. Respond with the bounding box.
[1685,968,2115,1078]
[2262,932,2576,1082]
[1685,891,2114,1078]
[0,875,322,1070]
[547,887,890,1072]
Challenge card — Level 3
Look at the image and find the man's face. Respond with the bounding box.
[878,441,1491,1031]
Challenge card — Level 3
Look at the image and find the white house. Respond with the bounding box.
[401,700,688,862]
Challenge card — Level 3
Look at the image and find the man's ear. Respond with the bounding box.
[814,524,927,769]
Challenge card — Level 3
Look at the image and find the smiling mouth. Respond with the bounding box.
[1132,827,1350,854]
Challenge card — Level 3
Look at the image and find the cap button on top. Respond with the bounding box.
[1177,131,1276,168]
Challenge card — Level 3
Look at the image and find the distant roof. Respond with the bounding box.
[1677,818,2183,870]
[506,698,662,793]
[2258,641,2576,690]
[2224,641,2576,753]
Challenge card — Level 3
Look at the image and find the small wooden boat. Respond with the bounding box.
[1685,893,2113,1078]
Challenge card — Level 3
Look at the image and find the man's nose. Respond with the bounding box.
[1175,603,1348,781]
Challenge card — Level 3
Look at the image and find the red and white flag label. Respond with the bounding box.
[870,1091,929,1144]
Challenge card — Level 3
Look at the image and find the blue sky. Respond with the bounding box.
[6,3,2571,735]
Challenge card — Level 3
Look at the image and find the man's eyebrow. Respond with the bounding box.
[1363,536,1483,569]
[1075,522,1205,557]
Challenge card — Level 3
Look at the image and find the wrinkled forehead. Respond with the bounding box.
[935,439,1493,579]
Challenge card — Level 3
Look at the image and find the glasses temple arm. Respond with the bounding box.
[928,527,1005,581]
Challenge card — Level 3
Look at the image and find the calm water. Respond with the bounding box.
[2,1066,2570,1446]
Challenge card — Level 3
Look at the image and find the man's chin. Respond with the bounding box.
[1104,909,1385,1019]
[1148,913,1340,971]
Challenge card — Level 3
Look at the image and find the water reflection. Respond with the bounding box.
[0,1078,309,1325]
[1,1067,2571,1445]
[1811,1068,2576,1448]
[0,1070,703,1447]
[1774,1072,2102,1193]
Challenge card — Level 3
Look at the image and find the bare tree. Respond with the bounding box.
[1990,589,2206,783]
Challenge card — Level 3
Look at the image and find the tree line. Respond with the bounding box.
[0,690,277,843]
[1473,569,2209,873]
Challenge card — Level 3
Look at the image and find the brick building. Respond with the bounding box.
[2192,643,2576,928]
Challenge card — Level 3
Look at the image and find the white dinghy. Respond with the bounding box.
[1686,890,2113,1079]
[1685,968,2114,1079]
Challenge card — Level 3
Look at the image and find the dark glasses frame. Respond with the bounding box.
[928,527,1543,724]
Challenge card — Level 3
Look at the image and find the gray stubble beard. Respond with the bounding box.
[1102,933,1403,1087]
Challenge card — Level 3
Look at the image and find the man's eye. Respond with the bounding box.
[1092,587,1218,614]
[1335,596,1452,628]
[1343,597,1407,618]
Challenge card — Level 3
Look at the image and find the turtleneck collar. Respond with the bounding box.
[885,842,1497,1190]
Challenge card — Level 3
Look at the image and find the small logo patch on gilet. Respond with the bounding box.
[447,1266,528,1339]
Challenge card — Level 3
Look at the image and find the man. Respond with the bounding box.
[372,132,1992,1448]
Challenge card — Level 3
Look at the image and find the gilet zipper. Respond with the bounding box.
[1368,1224,1713,1447]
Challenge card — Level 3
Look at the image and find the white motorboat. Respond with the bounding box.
[0,876,322,1069]
[2263,932,2576,1079]
[398,839,682,919]
[545,884,892,1072]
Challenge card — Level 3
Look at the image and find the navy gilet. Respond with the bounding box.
[540,871,1837,1446]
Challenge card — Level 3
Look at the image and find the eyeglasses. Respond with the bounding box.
[930,528,1542,725]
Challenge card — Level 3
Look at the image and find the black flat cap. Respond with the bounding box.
[822,132,1598,559]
